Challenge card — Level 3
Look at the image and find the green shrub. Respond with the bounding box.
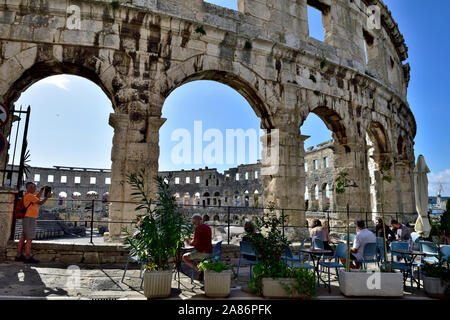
[122,171,192,271]
[197,260,229,273]
[246,203,315,298]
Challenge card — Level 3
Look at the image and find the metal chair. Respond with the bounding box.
[356,242,379,269]
[343,234,356,243]
[121,252,144,289]
[376,237,386,262]
[440,245,450,261]
[237,241,258,279]
[410,232,421,250]
[419,241,439,264]
[390,241,419,293]
[318,243,346,293]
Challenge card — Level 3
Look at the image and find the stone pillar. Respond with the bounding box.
[107,113,165,241]
[333,139,368,222]
[394,159,416,215]
[261,126,308,229]
[0,188,16,260]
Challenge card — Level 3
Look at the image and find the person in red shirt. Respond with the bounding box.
[182,214,213,274]
[16,182,51,263]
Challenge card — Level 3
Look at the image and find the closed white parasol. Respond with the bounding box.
[414,155,431,237]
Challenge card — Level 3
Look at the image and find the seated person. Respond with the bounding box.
[375,217,395,242]
[241,221,260,261]
[310,219,333,252]
[341,220,376,269]
[390,219,411,241]
[183,214,213,278]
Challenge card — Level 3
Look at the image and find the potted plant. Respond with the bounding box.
[122,170,190,299]
[197,260,232,297]
[422,254,450,298]
[336,165,403,297]
[248,204,316,299]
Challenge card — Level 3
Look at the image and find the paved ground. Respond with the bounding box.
[0,261,434,300]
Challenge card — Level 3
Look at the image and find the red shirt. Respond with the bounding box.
[191,224,212,254]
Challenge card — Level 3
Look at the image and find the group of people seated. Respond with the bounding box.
[310,217,412,269]
[180,212,414,276]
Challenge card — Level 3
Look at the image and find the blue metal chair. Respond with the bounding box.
[343,234,356,243]
[410,232,421,250]
[312,237,325,250]
[419,241,439,264]
[376,237,385,262]
[237,241,258,279]
[356,242,379,269]
[191,241,223,283]
[319,243,346,293]
[440,245,450,261]
[122,252,144,289]
[284,245,314,268]
[390,241,419,293]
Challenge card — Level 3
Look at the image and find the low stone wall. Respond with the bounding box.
[5,242,306,266]
[6,241,129,264]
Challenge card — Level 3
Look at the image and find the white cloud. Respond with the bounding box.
[37,75,71,90]
[428,169,450,196]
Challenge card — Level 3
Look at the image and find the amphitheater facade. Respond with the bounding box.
[0,0,417,241]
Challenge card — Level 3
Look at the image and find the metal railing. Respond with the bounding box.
[12,198,419,245]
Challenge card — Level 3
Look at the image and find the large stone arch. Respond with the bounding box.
[155,55,279,129]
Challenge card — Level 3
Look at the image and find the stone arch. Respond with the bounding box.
[302,106,349,146]
[157,58,278,129]
[1,46,118,111]
[367,121,391,164]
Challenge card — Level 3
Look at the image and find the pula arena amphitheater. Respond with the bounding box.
[0,0,416,241]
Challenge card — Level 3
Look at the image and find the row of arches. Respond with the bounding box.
[0,39,415,239]
[174,190,261,208]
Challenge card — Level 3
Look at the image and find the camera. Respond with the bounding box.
[44,186,52,197]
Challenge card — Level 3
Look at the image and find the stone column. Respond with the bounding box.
[261,125,308,231]
[333,139,368,222]
[394,159,416,215]
[107,113,166,241]
[0,188,16,260]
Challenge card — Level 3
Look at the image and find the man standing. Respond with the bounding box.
[390,219,412,241]
[183,214,212,279]
[16,182,51,263]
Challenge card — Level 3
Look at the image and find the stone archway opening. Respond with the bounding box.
[365,122,393,222]
[5,68,115,243]
[300,109,339,210]
[159,74,272,229]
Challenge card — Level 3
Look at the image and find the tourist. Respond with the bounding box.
[375,218,395,242]
[310,219,333,252]
[16,182,51,263]
[241,221,261,261]
[183,213,213,280]
[341,220,376,269]
[390,219,411,241]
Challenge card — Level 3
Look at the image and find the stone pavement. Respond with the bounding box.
[0,261,435,300]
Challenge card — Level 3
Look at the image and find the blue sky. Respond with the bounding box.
[12,0,450,196]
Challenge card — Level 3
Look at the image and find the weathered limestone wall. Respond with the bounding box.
[5,242,129,264]
[0,0,416,240]
[0,188,17,260]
